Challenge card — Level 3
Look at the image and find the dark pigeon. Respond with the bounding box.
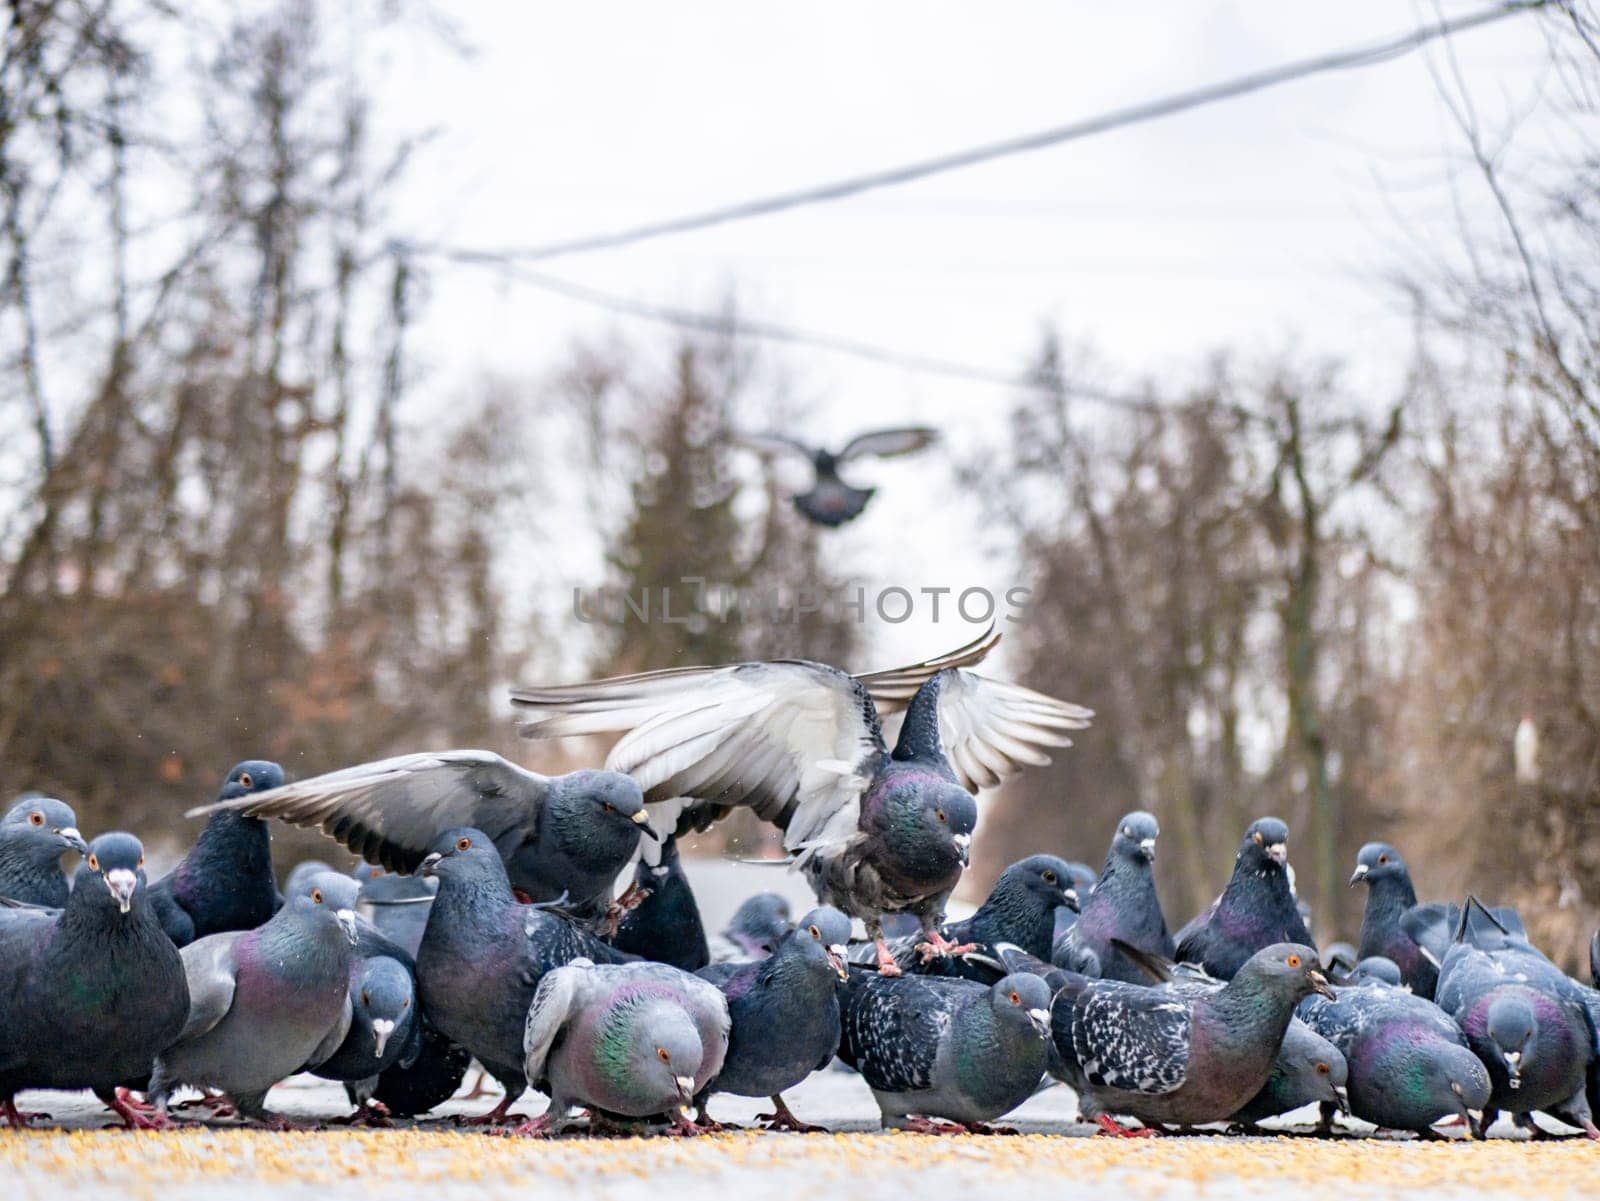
[838,969,1052,1132]
[0,833,189,1129]
[735,426,940,528]
[1052,942,1332,1135]
[1054,812,1174,983]
[354,862,437,960]
[149,872,361,1125]
[1230,1018,1348,1130]
[370,1018,471,1118]
[1350,842,1438,998]
[696,907,851,1130]
[190,751,654,930]
[1299,972,1491,1137]
[412,827,631,1125]
[1050,861,1100,944]
[611,836,709,971]
[514,960,730,1136]
[148,761,285,947]
[0,795,87,907]
[1174,818,1314,980]
[710,892,793,963]
[512,625,1090,974]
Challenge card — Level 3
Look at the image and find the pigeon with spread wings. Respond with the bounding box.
[511,625,1091,974]
[736,425,939,527]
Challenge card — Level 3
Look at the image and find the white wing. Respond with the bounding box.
[836,426,940,462]
[523,963,590,1085]
[926,670,1093,792]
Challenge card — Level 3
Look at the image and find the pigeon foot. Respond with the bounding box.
[455,1095,525,1126]
[915,931,978,963]
[494,1113,559,1139]
[755,1095,825,1133]
[600,883,651,937]
[106,1091,173,1131]
[2,1099,50,1128]
[894,1116,968,1135]
[874,938,903,977]
[964,1121,1020,1135]
[330,1100,393,1128]
[1094,1114,1156,1138]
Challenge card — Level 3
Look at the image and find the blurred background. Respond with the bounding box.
[1,1,1597,959]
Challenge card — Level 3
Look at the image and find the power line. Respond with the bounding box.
[410,1,1546,265]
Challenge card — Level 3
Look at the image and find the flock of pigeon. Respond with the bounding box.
[1,623,1597,1142]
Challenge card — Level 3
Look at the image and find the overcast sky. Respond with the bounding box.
[368,2,1562,667]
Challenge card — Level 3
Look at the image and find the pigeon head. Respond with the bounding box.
[1484,991,1537,1088]
[724,892,793,955]
[872,773,976,877]
[291,870,361,944]
[1001,854,1082,913]
[787,906,852,979]
[217,760,285,802]
[1427,1042,1493,1121]
[1349,842,1408,888]
[989,972,1053,1038]
[2,795,87,858]
[549,770,657,854]
[418,827,504,884]
[1111,811,1160,864]
[355,957,414,1059]
[1286,1040,1348,1111]
[609,1000,705,1108]
[1239,817,1290,871]
[1236,943,1333,1002]
[1350,956,1403,986]
[285,859,339,896]
[76,832,147,914]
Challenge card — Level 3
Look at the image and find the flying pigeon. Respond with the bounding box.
[0,833,189,1129]
[148,761,285,946]
[709,892,793,963]
[0,795,87,907]
[512,625,1090,974]
[1349,842,1438,998]
[736,425,939,527]
[1055,811,1174,983]
[837,968,1051,1132]
[191,751,654,929]
[611,836,710,972]
[1174,818,1314,980]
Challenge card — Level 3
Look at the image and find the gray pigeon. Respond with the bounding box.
[353,861,437,959]
[695,907,851,1130]
[1052,942,1332,1135]
[1349,842,1438,998]
[735,426,941,527]
[0,795,87,907]
[0,833,189,1129]
[837,970,1052,1132]
[412,827,631,1125]
[1055,812,1173,982]
[709,892,793,963]
[1174,818,1314,980]
[190,750,654,928]
[149,873,362,1126]
[512,625,1090,974]
[1348,956,1404,986]
[1230,1018,1348,1131]
[286,859,339,897]
[512,959,730,1136]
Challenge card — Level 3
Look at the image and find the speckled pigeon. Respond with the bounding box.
[0,832,189,1129]
[611,836,709,971]
[149,872,361,1126]
[1055,812,1173,983]
[1230,1017,1348,1130]
[1349,842,1437,998]
[0,795,87,907]
[509,959,730,1136]
[512,625,1090,974]
[1174,818,1314,980]
[411,827,631,1125]
[353,861,437,959]
[709,892,793,963]
[1052,942,1332,1135]
[695,907,850,1130]
[837,969,1052,1132]
[735,425,940,527]
[190,751,653,929]
[1299,971,1491,1137]
[148,761,284,946]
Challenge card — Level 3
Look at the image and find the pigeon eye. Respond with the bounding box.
[1378,854,1389,865]
[935,809,946,823]
[602,803,616,814]
[657,1048,670,1063]
[87,853,99,871]
[138,856,145,869]
[362,991,371,1006]
[456,837,471,852]
[311,889,324,904]
[28,811,43,826]
[808,925,821,939]
[1009,991,1021,1005]
[1122,827,1131,837]
[1316,1063,1330,1075]
[1042,870,1057,884]
[402,999,410,1009]
[239,772,253,789]
[1286,954,1301,968]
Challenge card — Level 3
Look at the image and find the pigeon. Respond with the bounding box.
[0,795,87,906]
[148,761,285,946]
[695,907,851,1130]
[1054,812,1174,983]
[1230,1018,1348,1131]
[1349,842,1438,998]
[1052,942,1332,1135]
[1298,971,1491,1137]
[851,854,1079,981]
[512,625,1090,974]
[353,862,437,959]
[370,1018,472,1119]
[149,872,361,1126]
[837,969,1052,1132]
[0,832,190,1129]
[709,892,793,963]
[190,751,654,930]
[286,859,339,896]
[1174,818,1314,980]
[611,836,710,972]
[1347,955,1405,986]
[735,425,940,527]
[512,959,730,1136]
[411,827,631,1124]
[1050,861,1100,944]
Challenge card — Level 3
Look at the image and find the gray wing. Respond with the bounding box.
[733,430,817,461]
[836,426,940,462]
[1073,982,1191,1095]
[173,933,242,1044]
[186,750,549,875]
[522,963,592,1085]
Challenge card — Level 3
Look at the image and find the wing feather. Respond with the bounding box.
[836,426,940,462]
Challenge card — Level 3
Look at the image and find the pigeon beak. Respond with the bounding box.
[1027,1007,1051,1037]
[953,834,972,866]
[56,827,88,855]
[674,1075,695,1100]
[630,810,659,842]
[1062,887,1081,913]
[371,1018,395,1059]
[1309,970,1335,999]
[336,908,358,944]
[104,868,137,913]
[1333,1084,1350,1115]
[1349,864,1369,886]
[1266,843,1288,865]
[1139,838,1156,860]
[1504,1051,1522,1088]
[827,944,849,981]
[419,852,443,879]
